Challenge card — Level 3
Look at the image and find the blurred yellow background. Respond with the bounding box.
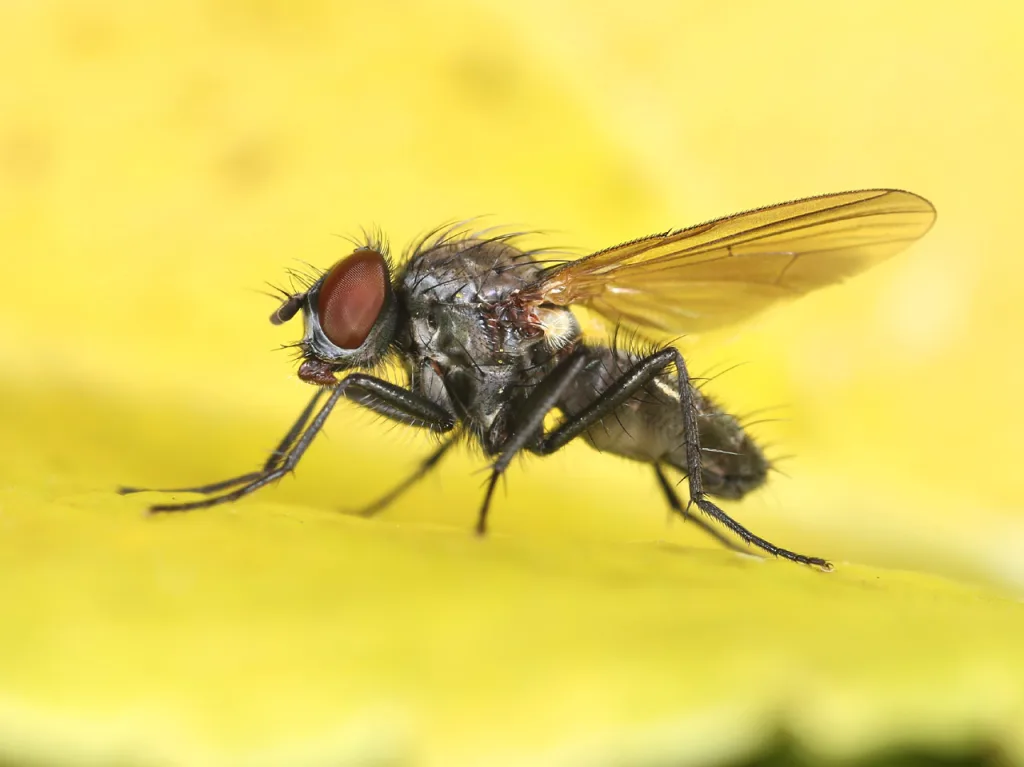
[2,1,1024,765]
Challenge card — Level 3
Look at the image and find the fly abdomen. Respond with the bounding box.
[558,345,769,500]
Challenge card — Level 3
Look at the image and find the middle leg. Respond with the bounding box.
[346,435,458,517]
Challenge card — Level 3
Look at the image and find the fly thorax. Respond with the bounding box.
[443,365,517,439]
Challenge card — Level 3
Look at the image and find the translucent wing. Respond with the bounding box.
[521,189,935,335]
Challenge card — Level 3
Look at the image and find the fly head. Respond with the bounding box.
[271,247,399,385]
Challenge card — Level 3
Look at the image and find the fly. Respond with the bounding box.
[120,189,936,570]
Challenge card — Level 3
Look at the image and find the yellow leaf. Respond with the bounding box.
[2,0,1023,765]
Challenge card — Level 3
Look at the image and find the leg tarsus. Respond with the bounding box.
[476,471,501,535]
[653,465,751,556]
[148,386,348,513]
[691,497,832,570]
[118,388,328,498]
[119,471,264,497]
[136,375,457,515]
[344,437,456,518]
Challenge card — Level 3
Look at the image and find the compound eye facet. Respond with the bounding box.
[316,248,388,349]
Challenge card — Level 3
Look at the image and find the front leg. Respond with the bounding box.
[119,387,329,497]
[533,346,831,570]
[123,375,457,513]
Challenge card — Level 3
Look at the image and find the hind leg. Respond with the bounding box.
[530,344,831,570]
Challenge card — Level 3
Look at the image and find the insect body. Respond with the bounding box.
[121,189,936,569]
[559,344,770,500]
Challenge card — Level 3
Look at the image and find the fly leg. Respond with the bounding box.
[123,376,457,513]
[119,387,328,497]
[475,348,591,534]
[653,464,750,555]
[346,436,458,517]
[532,346,831,570]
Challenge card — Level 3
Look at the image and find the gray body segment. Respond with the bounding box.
[396,236,767,500]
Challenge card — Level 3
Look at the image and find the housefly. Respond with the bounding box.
[120,189,936,569]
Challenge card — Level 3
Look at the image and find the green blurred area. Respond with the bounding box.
[1,1,1023,765]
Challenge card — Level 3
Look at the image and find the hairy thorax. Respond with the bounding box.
[396,237,580,443]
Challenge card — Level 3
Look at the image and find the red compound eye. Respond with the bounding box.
[316,249,388,349]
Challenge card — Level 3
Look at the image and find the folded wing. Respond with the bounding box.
[520,189,936,336]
